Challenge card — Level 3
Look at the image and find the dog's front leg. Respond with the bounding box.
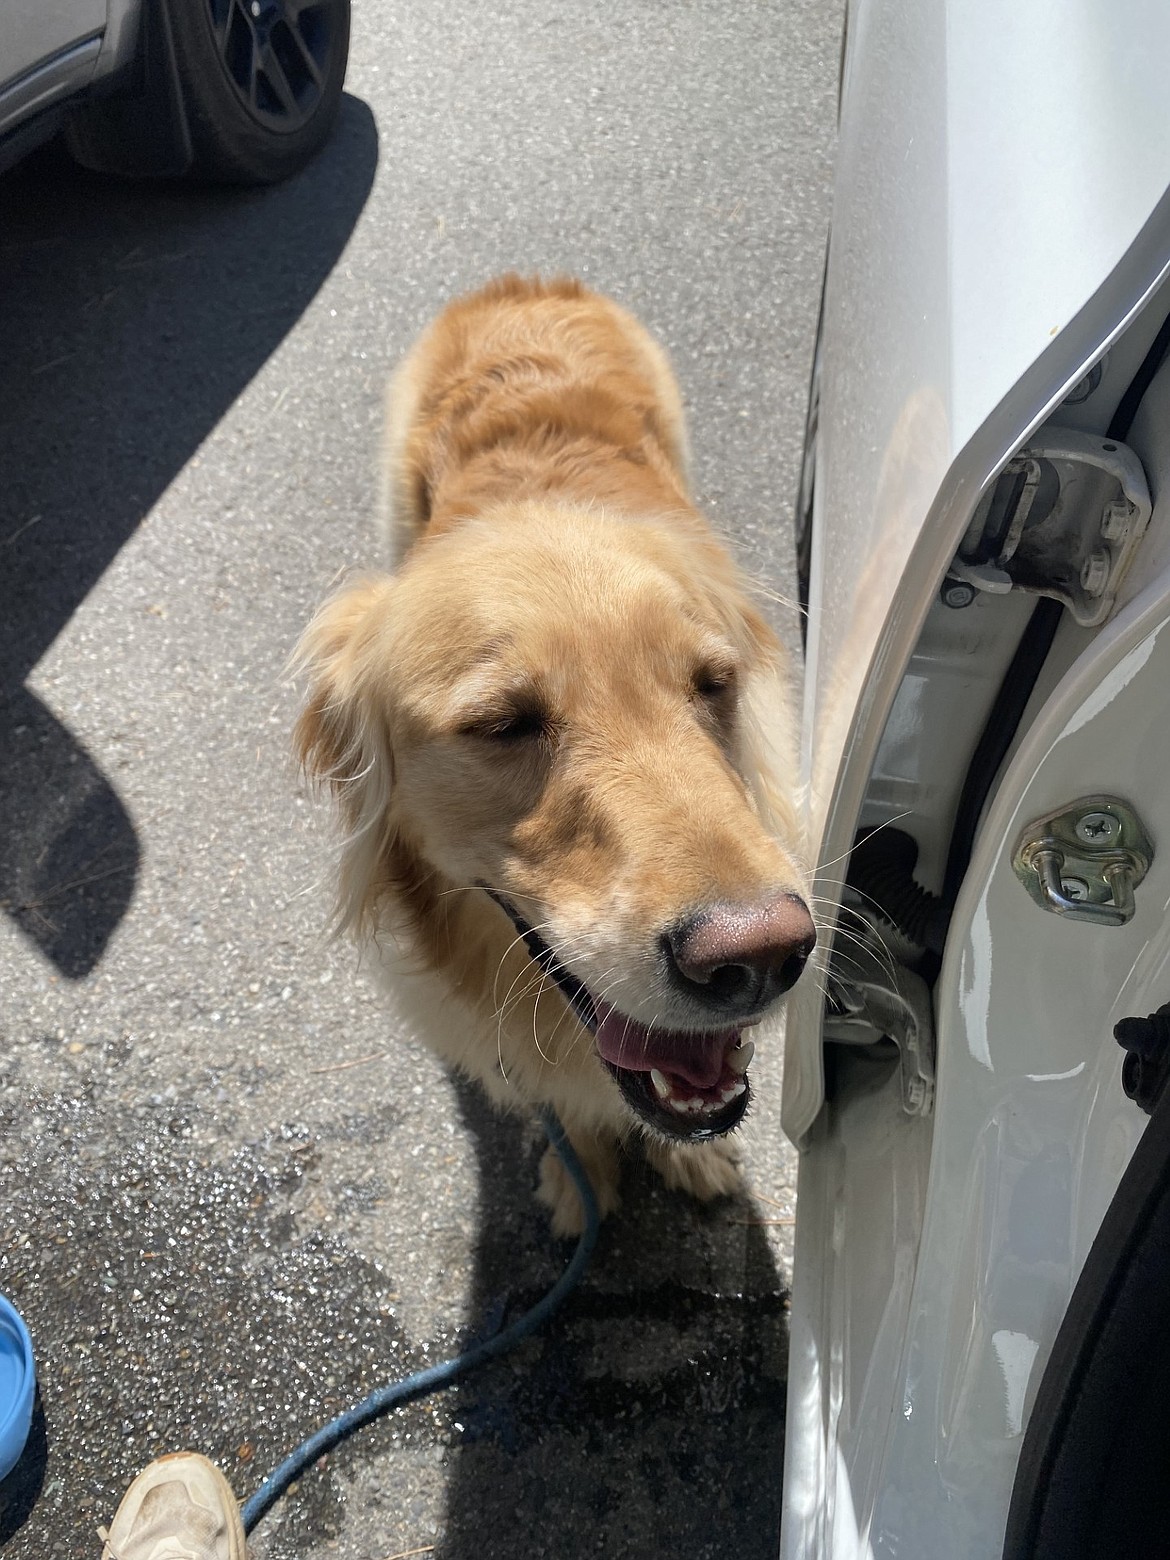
[642,1134,743,1205]
[536,1116,622,1238]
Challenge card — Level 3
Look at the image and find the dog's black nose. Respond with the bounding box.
[665,894,816,1015]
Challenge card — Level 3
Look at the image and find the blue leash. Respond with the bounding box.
[240,1109,599,1535]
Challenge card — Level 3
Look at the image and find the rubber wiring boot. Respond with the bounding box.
[97,1452,248,1560]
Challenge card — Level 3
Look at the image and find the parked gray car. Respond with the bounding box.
[1,0,350,182]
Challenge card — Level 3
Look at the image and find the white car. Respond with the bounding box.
[784,1,1170,1555]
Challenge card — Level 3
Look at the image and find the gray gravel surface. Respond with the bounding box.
[0,2,838,1555]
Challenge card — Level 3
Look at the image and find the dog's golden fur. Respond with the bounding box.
[295,276,808,1232]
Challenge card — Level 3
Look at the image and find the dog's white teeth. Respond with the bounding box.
[668,1095,704,1115]
[650,1069,672,1100]
[648,1066,743,1116]
[727,1039,755,1076]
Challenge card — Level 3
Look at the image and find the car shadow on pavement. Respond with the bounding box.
[435,1085,791,1560]
[0,95,378,979]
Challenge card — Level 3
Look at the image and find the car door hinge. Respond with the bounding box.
[823,912,936,1116]
[943,429,1152,626]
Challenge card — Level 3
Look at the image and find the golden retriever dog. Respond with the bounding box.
[294,275,814,1235]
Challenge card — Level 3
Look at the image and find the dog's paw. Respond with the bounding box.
[537,1134,621,1238]
[644,1135,743,1204]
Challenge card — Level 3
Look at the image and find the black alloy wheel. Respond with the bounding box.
[204,0,341,135]
[167,0,350,183]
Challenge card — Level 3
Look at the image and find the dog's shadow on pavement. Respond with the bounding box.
[0,98,378,979]
[437,1083,791,1560]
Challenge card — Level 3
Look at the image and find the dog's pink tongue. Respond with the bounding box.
[593,1001,737,1089]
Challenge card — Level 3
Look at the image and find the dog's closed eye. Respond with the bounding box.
[692,660,739,705]
[459,701,553,744]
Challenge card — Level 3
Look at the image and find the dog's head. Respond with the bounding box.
[295,503,814,1141]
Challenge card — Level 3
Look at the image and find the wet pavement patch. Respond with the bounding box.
[0,1087,788,1559]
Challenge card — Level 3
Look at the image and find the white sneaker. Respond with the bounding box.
[97,1452,247,1560]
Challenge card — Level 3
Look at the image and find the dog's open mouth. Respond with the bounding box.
[488,890,752,1141]
[594,1000,753,1140]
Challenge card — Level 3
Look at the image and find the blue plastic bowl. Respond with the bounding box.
[0,1296,35,1483]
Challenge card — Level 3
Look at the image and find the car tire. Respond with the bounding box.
[165,0,351,184]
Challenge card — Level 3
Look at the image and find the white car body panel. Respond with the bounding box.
[787,0,1170,1143]
[782,0,1170,1554]
[785,575,1170,1557]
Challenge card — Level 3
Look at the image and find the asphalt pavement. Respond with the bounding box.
[0,2,839,1555]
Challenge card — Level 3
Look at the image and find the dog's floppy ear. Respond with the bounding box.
[292,577,398,933]
[293,578,393,794]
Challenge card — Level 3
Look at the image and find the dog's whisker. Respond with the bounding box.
[640,1012,661,1070]
[490,916,567,1010]
[521,938,591,1063]
[524,934,603,1038]
[811,877,934,961]
[813,918,901,993]
[531,967,561,1066]
[491,923,589,1012]
[494,964,548,1069]
[811,875,915,915]
[746,578,800,614]
[557,968,627,1063]
[812,812,915,877]
[540,959,623,1063]
[805,889,903,985]
[492,928,598,1065]
[486,942,559,1085]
